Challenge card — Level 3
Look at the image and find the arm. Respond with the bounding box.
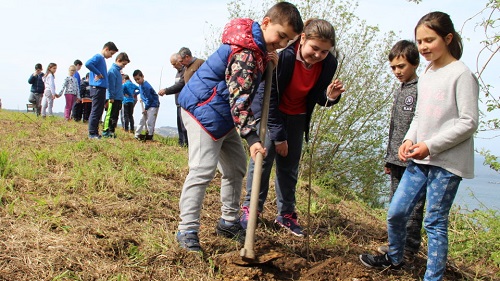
[28,74,37,84]
[108,71,116,101]
[160,78,185,96]
[85,55,103,77]
[59,77,68,96]
[226,49,260,146]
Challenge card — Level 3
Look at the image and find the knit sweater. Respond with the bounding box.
[404,61,479,178]
[385,78,418,167]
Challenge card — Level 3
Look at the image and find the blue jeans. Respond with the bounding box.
[243,113,306,215]
[387,162,461,281]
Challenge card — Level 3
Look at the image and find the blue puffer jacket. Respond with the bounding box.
[250,40,341,142]
[178,18,266,141]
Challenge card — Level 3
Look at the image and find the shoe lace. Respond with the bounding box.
[283,213,299,225]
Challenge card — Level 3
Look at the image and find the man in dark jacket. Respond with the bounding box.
[28,63,45,116]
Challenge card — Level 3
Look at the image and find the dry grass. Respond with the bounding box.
[0,110,497,281]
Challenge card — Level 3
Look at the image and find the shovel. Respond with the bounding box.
[239,62,275,263]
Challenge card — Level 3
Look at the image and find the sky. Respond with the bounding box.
[0,0,498,153]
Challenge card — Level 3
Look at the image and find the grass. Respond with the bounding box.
[0,109,498,281]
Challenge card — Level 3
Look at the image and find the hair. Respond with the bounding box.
[123,74,130,80]
[415,11,462,60]
[85,72,90,79]
[103,41,118,52]
[116,52,130,63]
[178,47,192,58]
[35,63,42,70]
[45,62,57,77]
[73,59,82,66]
[133,69,143,77]
[388,40,420,66]
[68,65,76,74]
[265,2,304,34]
[303,18,336,50]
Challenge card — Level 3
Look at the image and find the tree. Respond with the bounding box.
[223,0,399,207]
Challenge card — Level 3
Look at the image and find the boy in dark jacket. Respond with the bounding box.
[176,2,303,252]
[28,63,45,116]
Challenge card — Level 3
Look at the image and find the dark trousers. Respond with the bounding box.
[123,102,135,131]
[72,101,92,122]
[389,164,425,254]
[88,86,106,136]
[103,100,122,133]
[177,106,188,146]
[244,113,306,215]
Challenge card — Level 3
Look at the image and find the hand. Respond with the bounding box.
[398,140,414,161]
[275,141,288,157]
[384,166,391,175]
[268,51,278,67]
[158,89,166,96]
[327,79,345,100]
[406,142,430,160]
[94,74,102,81]
[109,99,114,103]
[249,142,267,161]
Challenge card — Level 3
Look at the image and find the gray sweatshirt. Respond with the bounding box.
[405,60,479,179]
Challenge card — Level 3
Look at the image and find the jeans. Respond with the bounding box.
[88,86,107,136]
[64,94,77,120]
[177,106,188,146]
[243,113,306,215]
[389,164,425,254]
[122,102,135,131]
[178,109,246,232]
[387,162,461,281]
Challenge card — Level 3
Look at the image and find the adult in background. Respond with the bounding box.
[158,53,188,146]
[178,47,204,83]
[28,63,45,116]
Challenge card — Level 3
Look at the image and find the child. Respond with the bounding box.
[122,74,139,133]
[359,12,479,281]
[73,59,83,86]
[133,70,159,141]
[376,40,424,261]
[59,65,81,121]
[41,63,58,118]
[85,41,118,139]
[175,1,304,252]
[240,19,344,237]
[28,63,45,116]
[102,52,130,138]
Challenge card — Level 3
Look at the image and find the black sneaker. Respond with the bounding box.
[215,218,245,243]
[176,231,202,252]
[275,212,304,237]
[359,253,404,270]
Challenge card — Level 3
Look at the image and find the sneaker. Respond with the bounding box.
[377,245,389,254]
[176,231,202,252]
[359,253,404,270]
[275,212,304,237]
[239,206,260,230]
[135,134,146,141]
[215,218,245,243]
[102,131,111,138]
[88,134,102,140]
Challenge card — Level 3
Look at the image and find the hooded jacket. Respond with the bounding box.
[178,18,267,146]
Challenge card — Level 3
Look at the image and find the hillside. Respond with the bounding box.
[0,110,497,281]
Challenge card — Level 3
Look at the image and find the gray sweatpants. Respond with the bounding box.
[178,109,246,232]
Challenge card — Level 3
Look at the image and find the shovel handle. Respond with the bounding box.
[241,62,274,261]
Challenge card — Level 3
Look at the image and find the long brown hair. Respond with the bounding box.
[44,62,57,78]
[415,11,463,60]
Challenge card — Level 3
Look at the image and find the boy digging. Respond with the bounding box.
[175,2,303,252]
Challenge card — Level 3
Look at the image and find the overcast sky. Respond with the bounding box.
[0,0,497,153]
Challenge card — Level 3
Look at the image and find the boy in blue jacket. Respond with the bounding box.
[133,69,160,141]
[176,1,303,252]
[85,41,118,139]
[103,52,130,138]
[122,74,139,133]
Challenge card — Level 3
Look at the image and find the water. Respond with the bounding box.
[455,154,500,212]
